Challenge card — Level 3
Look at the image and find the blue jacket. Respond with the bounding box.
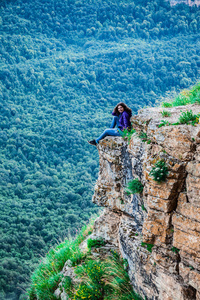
[112,111,131,130]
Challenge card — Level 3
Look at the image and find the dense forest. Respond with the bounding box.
[0,0,199,298]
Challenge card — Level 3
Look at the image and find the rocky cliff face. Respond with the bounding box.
[92,104,200,300]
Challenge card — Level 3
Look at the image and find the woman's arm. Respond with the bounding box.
[122,111,130,129]
[112,111,118,116]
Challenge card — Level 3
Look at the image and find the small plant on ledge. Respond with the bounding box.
[141,204,147,212]
[141,242,154,253]
[171,246,180,254]
[178,110,200,125]
[158,120,171,128]
[149,160,168,183]
[121,127,136,143]
[158,110,200,128]
[162,102,173,108]
[138,130,148,142]
[161,110,172,117]
[126,178,144,195]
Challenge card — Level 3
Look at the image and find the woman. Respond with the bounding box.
[88,102,132,146]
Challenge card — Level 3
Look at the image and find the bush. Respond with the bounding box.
[74,251,143,300]
[87,238,106,250]
[126,179,144,194]
[74,259,106,300]
[178,110,200,125]
[74,283,103,300]
[149,160,168,183]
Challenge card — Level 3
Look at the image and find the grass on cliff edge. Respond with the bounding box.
[27,220,143,300]
[28,219,95,300]
[162,82,200,107]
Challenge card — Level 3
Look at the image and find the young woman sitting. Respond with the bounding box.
[88,102,132,146]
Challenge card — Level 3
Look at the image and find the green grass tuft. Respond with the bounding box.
[126,178,144,194]
[158,120,171,128]
[161,110,172,117]
[102,251,143,300]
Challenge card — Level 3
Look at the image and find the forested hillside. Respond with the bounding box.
[0,0,199,298]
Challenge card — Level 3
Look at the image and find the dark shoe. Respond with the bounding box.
[88,139,97,146]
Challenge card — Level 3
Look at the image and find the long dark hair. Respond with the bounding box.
[113,102,132,116]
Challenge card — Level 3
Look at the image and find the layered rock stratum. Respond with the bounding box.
[92,104,200,300]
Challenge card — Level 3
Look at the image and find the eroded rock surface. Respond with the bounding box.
[92,104,200,299]
[92,137,144,228]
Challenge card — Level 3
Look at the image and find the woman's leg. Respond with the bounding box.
[96,128,121,144]
[110,116,120,128]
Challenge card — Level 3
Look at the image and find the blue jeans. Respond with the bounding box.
[96,116,122,144]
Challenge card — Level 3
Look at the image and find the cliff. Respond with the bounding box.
[29,103,200,300]
[91,104,200,300]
